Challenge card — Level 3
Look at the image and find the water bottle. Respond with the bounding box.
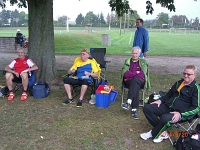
[89,94,96,105]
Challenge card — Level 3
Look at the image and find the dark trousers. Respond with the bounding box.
[143,103,174,138]
[63,77,89,85]
[124,78,145,109]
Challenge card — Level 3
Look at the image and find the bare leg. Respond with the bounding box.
[79,85,88,100]
[64,84,72,99]
[20,72,29,91]
[5,72,14,91]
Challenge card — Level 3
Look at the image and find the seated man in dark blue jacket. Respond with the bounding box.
[140,64,200,143]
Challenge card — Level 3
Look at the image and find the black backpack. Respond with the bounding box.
[0,86,9,97]
[174,124,200,150]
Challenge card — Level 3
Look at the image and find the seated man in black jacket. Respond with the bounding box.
[16,29,25,47]
[140,64,200,143]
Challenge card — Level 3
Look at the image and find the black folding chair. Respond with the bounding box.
[121,84,145,107]
[90,48,110,79]
[168,113,200,145]
[3,70,36,95]
[62,58,101,100]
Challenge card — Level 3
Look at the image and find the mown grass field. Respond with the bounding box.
[0,27,200,150]
[1,27,200,56]
[2,71,200,150]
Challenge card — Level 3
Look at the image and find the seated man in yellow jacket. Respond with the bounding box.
[62,49,100,108]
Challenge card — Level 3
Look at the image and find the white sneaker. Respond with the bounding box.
[89,99,96,105]
[153,131,169,143]
[140,130,152,140]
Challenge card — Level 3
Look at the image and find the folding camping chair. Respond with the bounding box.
[168,113,200,145]
[90,48,110,79]
[62,58,101,100]
[3,70,36,95]
[121,84,145,107]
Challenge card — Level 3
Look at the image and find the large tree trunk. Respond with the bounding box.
[27,0,57,83]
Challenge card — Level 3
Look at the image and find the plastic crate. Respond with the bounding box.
[95,85,111,108]
[109,90,118,103]
[95,92,110,108]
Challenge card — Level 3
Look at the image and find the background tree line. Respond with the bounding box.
[0,9,28,27]
[1,9,199,29]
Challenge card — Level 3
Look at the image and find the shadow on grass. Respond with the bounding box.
[0,71,199,150]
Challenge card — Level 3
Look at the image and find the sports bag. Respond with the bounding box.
[174,127,200,150]
[0,86,9,97]
[32,81,50,99]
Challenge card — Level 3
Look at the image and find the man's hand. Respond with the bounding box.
[20,69,29,74]
[68,69,76,75]
[136,71,140,74]
[150,100,161,107]
[13,71,19,78]
[144,52,147,57]
[171,111,181,123]
[84,71,91,76]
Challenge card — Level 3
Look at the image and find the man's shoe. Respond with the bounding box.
[62,99,73,105]
[20,92,28,101]
[8,92,15,101]
[121,103,130,110]
[153,131,169,143]
[132,110,139,119]
[76,100,82,108]
[140,130,152,140]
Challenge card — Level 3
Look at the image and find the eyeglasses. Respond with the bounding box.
[183,72,194,76]
[80,53,88,55]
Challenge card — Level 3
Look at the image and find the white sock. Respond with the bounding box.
[132,108,137,111]
[127,99,132,104]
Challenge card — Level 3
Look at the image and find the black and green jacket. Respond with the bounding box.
[160,79,200,120]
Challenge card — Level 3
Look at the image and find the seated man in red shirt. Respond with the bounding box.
[4,47,38,101]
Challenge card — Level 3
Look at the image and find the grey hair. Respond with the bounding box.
[17,47,27,54]
[132,46,141,54]
[185,65,197,74]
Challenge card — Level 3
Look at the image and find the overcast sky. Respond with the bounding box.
[4,0,200,21]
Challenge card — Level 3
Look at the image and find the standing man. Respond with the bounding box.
[133,18,149,58]
[121,46,150,119]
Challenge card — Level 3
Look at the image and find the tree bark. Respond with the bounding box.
[27,0,57,83]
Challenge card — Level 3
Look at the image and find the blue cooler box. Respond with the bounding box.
[95,92,110,108]
[95,87,118,108]
[109,90,118,103]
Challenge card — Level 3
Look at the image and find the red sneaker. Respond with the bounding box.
[20,92,28,101]
[8,92,15,101]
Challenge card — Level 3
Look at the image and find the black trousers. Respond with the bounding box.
[124,78,145,109]
[143,103,174,138]
[63,77,89,85]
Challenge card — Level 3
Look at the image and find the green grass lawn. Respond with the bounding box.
[0,71,200,150]
[1,27,200,56]
[0,27,200,149]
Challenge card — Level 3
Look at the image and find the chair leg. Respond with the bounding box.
[121,86,125,107]
[139,89,145,107]
[122,86,145,107]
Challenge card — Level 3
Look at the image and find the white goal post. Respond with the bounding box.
[169,28,187,35]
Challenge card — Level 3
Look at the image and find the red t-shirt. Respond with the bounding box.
[8,57,35,74]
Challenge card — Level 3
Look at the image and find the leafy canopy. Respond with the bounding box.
[108,0,177,17]
[0,0,27,8]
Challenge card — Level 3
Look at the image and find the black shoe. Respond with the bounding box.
[132,110,139,119]
[76,100,82,108]
[62,99,73,105]
[122,103,130,110]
